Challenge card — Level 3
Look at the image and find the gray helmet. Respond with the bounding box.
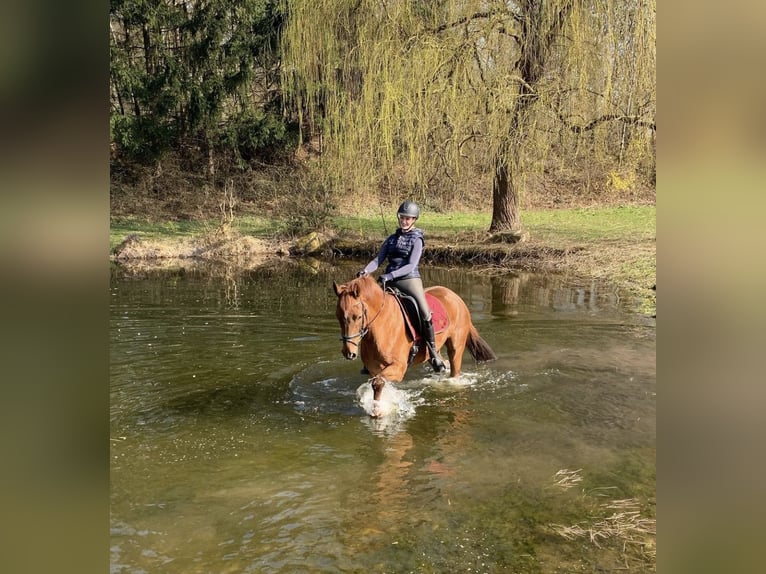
[397,201,420,219]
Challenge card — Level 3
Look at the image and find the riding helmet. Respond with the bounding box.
[397,201,420,219]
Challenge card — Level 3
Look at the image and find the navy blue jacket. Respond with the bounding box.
[363,228,425,280]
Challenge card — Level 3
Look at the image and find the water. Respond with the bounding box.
[110,260,656,573]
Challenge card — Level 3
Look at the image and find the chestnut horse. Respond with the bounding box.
[333,275,496,411]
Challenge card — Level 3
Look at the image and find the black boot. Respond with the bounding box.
[423,318,446,373]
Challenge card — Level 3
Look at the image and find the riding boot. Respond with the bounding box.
[423,318,446,373]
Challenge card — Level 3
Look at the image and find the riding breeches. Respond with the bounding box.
[390,277,432,322]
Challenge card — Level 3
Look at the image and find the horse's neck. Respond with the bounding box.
[365,292,402,338]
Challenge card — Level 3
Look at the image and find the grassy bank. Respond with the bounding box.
[110,205,656,315]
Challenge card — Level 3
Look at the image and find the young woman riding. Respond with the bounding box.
[357,201,446,373]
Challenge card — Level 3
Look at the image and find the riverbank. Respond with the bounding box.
[110,205,656,316]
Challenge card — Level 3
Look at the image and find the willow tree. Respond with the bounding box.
[281,0,655,232]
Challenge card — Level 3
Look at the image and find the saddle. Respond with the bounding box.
[386,287,449,343]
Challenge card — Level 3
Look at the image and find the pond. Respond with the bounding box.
[110,260,655,573]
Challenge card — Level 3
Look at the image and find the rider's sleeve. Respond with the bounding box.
[362,241,389,274]
[388,237,423,279]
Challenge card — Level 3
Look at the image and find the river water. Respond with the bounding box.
[110,259,655,573]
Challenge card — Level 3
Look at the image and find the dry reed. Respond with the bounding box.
[547,470,656,564]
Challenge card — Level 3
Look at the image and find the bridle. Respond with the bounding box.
[339,292,387,346]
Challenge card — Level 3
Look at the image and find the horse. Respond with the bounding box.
[333,275,496,415]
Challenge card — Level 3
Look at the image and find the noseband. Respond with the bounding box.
[339,293,387,346]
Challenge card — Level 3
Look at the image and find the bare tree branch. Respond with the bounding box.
[558,113,656,132]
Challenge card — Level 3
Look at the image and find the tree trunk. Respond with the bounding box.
[488,1,574,234]
[207,138,216,177]
[489,156,521,232]
[142,23,153,75]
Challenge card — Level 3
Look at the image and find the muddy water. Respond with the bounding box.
[110,260,655,573]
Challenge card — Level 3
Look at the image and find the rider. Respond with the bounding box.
[357,201,446,373]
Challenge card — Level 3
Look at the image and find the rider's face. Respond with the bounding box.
[398,215,416,230]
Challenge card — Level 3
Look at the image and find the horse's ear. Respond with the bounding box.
[332,281,343,296]
[350,281,360,298]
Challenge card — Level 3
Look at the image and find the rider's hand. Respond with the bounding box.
[356,270,367,278]
[378,273,392,288]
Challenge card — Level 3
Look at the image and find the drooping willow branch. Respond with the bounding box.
[280,0,656,203]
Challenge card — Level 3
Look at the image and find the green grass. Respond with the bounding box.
[522,206,655,244]
[331,205,655,244]
[110,217,201,249]
[110,215,279,250]
[331,212,492,237]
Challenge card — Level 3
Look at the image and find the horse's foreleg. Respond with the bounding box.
[370,375,386,403]
[371,362,406,407]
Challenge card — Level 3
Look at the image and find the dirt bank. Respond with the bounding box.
[111,229,577,272]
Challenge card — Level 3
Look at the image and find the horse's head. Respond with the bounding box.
[333,277,372,360]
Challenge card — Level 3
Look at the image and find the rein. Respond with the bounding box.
[339,291,388,346]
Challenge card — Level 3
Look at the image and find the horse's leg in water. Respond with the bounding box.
[443,332,466,378]
[370,375,386,403]
[371,363,407,403]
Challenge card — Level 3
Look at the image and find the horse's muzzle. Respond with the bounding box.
[343,350,357,360]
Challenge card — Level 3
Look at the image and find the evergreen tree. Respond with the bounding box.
[110,0,296,170]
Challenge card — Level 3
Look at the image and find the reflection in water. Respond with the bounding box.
[110,260,655,572]
[488,272,621,315]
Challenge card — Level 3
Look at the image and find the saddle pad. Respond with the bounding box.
[426,293,449,333]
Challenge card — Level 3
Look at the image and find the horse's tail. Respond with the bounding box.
[466,325,497,362]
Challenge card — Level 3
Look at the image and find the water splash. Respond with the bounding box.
[424,371,481,390]
[356,381,417,420]
[287,359,514,422]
